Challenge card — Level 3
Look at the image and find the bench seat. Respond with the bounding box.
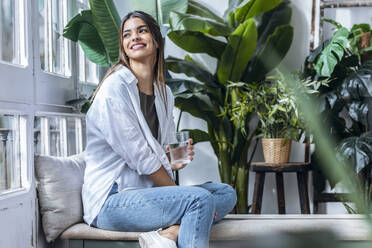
[56,214,372,248]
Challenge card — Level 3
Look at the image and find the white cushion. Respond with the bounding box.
[34,153,85,242]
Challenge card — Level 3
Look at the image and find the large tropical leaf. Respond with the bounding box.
[255,0,292,55]
[130,0,188,25]
[167,30,226,59]
[63,10,109,66]
[313,27,349,77]
[89,0,121,65]
[349,102,369,125]
[234,0,282,24]
[217,18,257,84]
[169,11,232,36]
[181,128,210,144]
[166,56,219,88]
[336,132,372,174]
[187,0,224,23]
[166,78,204,96]
[223,0,244,19]
[174,94,219,129]
[243,25,293,82]
[340,62,372,99]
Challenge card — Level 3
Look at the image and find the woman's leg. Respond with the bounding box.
[195,183,237,223]
[95,185,215,248]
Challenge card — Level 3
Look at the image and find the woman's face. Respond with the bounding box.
[122,17,158,63]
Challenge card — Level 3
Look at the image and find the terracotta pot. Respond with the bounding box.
[262,138,291,164]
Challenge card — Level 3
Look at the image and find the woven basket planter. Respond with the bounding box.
[262,138,291,164]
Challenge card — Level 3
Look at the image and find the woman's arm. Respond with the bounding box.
[149,166,177,186]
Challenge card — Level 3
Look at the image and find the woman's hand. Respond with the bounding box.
[167,138,194,171]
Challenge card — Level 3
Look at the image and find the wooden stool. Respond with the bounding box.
[251,162,312,214]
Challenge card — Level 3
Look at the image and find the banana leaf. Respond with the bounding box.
[243,24,293,82]
[166,56,219,88]
[129,0,188,25]
[166,78,204,95]
[217,18,257,84]
[89,0,121,65]
[167,30,226,59]
[234,0,282,24]
[181,128,210,144]
[336,132,372,174]
[174,94,219,129]
[63,10,109,66]
[187,0,224,23]
[313,27,349,77]
[169,11,232,36]
[255,0,292,55]
[223,0,244,19]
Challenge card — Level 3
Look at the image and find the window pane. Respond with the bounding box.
[39,0,71,76]
[77,0,101,85]
[0,0,26,65]
[0,115,25,192]
[35,115,85,157]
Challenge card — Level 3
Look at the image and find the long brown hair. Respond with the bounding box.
[91,11,167,106]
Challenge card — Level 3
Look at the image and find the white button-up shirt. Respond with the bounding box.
[82,65,176,225]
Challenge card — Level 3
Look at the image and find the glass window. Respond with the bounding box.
[0,115,27,193]
[0,0,26,65]
[34,115,85,157]
[77,0,101,85]
[39,0,71,76]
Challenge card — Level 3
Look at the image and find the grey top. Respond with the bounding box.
[139,91,159,140]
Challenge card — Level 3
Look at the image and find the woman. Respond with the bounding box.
[82,11,237,248]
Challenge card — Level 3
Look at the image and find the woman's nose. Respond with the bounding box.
[132,33,140,41]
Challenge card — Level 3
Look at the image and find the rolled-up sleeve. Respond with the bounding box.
[96,97,162,175]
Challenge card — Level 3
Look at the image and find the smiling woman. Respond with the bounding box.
[82,10,237,248]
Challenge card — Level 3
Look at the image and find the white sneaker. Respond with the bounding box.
[138,231,177,248]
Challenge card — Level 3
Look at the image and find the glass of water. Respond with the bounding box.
[169,131,191,166]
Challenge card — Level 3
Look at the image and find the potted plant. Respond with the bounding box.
[227,72,325,164]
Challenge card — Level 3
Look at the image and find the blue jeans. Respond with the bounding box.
[93,182,237,248]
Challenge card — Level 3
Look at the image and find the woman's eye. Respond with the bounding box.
[139,29,148,33]
[123,33,130,38]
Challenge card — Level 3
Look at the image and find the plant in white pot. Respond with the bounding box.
[227,72,326,163]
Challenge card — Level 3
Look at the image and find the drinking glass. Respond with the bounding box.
[169,131,190,166]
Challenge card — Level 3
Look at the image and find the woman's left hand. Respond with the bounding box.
[167,138,194,171]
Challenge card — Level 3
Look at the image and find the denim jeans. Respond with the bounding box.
[93,182,237,248]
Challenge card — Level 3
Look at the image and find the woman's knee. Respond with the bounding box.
[185,186,216,212]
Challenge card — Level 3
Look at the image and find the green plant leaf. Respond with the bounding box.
[166,56,219,88]
[336,132,372,174]
[255,0,292,56]
[323,18,343,29]
[170,11,232,36]
[63,10,109,66]
[235,0,282,24]
[217,18,257,84]
[89,0,121,65]
[340,61,372,99]
[167,30,226,59]
[224,0,244,20]
[181,128,210,144]
[187,0,224,23]
[166,78,204,95]
[130,0,188,25]
[175,94,219,129]
[313,27,349,77]
[351,23,371,33]
[243,25,293,82]
[349,102,369,125]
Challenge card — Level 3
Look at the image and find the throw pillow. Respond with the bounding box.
[34,153,85,242]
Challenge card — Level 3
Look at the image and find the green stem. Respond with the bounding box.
[176,109,183,132]
[235,167,249,213]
